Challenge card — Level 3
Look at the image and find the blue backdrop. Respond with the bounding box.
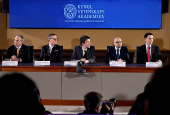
[9,0,162,29]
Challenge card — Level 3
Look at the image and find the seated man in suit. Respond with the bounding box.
[40,33,63,62]
[137,32,161,64]
[5,35,31,63]
[70,35,96,63]
[106,37,130,63]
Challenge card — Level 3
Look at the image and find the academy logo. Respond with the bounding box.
[64,4,77,19]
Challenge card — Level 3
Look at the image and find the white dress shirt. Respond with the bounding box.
[82,47,87,56]
[49,44,54,54]
[15,46,21,50]
[115,46,121,55]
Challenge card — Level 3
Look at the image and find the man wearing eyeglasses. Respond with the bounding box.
[5,35,31,63]
[40,33,63,62]
[106,37,130,63]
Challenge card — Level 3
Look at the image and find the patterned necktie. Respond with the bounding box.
[17,47,19,57]
[148,46,150,62]
[117,49,119,61]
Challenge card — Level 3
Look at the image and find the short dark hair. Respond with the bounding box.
[84,91,103,111]
[48,33,56,40]
[80,35,90,45]
[144,32,153,39]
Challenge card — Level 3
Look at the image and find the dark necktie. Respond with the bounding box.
[117,49,119,61]
[83,50,87,59]
[148,46,150,62]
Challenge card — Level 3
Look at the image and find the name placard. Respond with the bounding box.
[64,61,77,66]
[34,61,50,66]
[109,61,126,67]
[146,62,162,67]
[2,61,18,66]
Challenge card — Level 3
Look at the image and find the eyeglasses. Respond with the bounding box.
[50,38,58,41]
[114,41,122,44]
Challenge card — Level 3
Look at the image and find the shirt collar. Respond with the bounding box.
[15,45,22,49]
[49,44,54,49]
[146,44,151,49]
[115,46,121,51]
[82,46,87,51]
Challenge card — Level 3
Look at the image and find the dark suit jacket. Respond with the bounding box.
[70,46,96,63]
[106,46,130,64]
[137,44,161,64]
[40,44,63,62]
[5,44,31,63]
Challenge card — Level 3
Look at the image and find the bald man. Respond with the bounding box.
[106,37,130,64]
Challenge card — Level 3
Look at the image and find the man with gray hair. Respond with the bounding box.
[5,35,31,63]
[106,37,130,63]
[40,33,63,62]
[80,91,103,114]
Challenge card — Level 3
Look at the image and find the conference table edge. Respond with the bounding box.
[0,65,160,73]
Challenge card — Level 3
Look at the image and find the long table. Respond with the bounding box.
[0,63,160,106]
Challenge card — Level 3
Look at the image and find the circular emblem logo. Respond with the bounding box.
[64,4,77,19]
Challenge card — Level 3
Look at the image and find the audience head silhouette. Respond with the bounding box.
[145,65,170,115]
[0,73,45,115]
[83,91,103,113]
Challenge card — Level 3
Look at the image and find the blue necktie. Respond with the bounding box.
[117,49,119,60]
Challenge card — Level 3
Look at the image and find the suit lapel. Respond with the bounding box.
[151,45,155,56]
[79,46,83,58]
[51,45,58,56]
[46,45,50,56]
[143,44,148,61]
[51,45,55,53]
[112,47,117,59]
[119,47,123,59]
[87,48,90,59]
[19,44,25,57]
[12,46,17,56]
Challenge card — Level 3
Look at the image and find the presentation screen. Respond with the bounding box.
[9,0,162,29]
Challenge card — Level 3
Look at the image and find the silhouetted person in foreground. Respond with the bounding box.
[145,65,170,115]
[129,64,170,115]
[128,83,151,114]
[0,73,46,115]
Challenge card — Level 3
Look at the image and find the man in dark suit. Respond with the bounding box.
[5,35,31,63]
[137,32,161,64]
[106,37,130,63]
[40,33,63,62]
[70,35,95,63]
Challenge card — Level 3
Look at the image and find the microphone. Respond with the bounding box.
[76,61,87,75]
